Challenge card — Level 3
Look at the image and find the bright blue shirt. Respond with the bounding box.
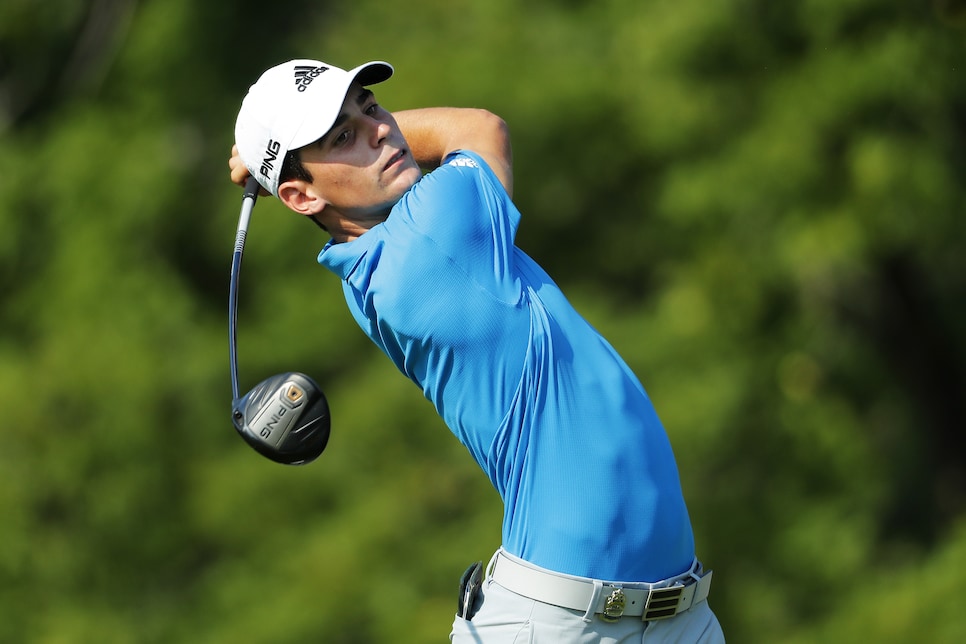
[319,151,695,581]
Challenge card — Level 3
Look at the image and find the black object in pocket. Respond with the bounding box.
[457,561,484,620]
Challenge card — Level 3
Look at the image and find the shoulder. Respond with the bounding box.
[429,150,506,195]
[395,151,507,223]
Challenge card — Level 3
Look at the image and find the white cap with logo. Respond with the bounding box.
[234,59,394,197]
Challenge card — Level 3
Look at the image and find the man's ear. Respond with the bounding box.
[278,180,328,217]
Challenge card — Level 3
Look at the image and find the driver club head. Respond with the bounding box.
[231,372,331,465]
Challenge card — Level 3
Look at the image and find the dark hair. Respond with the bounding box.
[279,149,313,185]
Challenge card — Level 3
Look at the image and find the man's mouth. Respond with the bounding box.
[384,149,406,171]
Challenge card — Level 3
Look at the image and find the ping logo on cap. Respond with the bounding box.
[293,65,329,92]
[260,139,281,179]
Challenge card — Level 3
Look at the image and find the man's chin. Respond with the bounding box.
[394,164,423,192]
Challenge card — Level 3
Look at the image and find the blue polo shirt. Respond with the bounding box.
[318,151,695,582]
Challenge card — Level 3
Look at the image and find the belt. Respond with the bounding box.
[490,550,713,622]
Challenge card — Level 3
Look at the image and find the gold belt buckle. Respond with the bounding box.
[600,588,626,622]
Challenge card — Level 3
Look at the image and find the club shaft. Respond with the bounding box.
[229,176,261,401]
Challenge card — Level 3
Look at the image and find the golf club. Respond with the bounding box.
[228,176,331,465]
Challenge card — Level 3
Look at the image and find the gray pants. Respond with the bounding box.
[450,575,725,643]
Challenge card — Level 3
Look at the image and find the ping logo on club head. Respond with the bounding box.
[284,384,305,406]
[293,65,329,92]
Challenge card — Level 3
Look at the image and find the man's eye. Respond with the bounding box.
[335,130,351,145]
[365,103,379,115]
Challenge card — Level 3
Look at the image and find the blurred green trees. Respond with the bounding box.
[1,0,963,641]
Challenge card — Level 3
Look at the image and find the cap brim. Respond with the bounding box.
[352,61,394,86]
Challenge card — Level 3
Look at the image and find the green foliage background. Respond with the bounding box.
[1,0,964,641]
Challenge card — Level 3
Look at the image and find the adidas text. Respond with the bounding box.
[294,65,329,92]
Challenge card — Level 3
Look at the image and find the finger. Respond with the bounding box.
[229,163,250,187]
[229,145,268,194]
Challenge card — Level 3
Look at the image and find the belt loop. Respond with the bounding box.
[485,549,502,580]
[580,579,604,623]
[687,557,702,584]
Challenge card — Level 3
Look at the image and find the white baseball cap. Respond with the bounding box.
[234,59,394,197]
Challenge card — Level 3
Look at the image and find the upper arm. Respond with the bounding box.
[393,108,514,196]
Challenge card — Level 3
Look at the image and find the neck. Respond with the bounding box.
[318,207,391,243]
[324,218,379,244]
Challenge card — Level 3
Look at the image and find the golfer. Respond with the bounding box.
[229,58,725,643]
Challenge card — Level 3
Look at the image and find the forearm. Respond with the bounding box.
[393,107,513,196]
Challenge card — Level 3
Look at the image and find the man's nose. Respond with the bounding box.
[369,118,391,145]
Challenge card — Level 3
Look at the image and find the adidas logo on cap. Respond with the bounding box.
[293,65,329,92]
